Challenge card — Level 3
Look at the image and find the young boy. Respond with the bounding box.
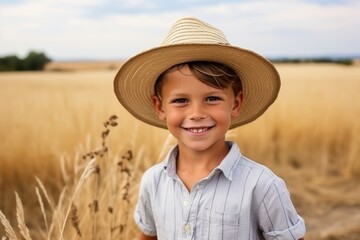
[114,17,306,240]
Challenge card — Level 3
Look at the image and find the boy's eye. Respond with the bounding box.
[206,96,222,102]
[170,98,188,104]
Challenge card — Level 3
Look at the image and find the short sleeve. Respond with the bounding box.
[258,177,306,240]
[133,172,157,236]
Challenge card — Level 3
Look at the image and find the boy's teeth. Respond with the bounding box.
[188,128,208,133]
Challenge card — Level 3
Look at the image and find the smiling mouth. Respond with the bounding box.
[183,126,214,133]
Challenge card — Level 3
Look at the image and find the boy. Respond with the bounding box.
[114,17,305,240]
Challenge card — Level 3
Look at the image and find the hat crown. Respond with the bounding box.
[162,17,229,46]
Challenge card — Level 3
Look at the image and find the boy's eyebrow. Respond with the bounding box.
[166,91,227,99]
[163,93,188,101]
[205,90,228,95]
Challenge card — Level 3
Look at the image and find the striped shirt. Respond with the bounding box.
[134,141,306,240]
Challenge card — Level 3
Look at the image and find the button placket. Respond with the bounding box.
[184,181,206,239]
[182,186,197,239]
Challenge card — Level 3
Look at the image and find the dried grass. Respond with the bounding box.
[59,157,98,239]
[35,187,48,235]
[0,64,360,239]
[15,193,31,240]
[0,210,18,240]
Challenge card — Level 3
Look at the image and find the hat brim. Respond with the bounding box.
[114,43,280,129]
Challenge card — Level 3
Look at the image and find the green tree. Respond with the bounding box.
[0,51,51,71]
[23,51,51,70]
[0,55,23,71]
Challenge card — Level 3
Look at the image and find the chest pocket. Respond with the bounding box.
[200,208,240,240]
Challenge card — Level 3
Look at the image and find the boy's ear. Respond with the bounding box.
[231,92,243,118]
[152,95,166,120]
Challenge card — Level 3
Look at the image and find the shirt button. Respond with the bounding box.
[184,200,189,206]
[184,224,191,233]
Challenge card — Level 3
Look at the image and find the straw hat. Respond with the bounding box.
[114,17,280,129]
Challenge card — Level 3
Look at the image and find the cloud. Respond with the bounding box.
[191,0,360,57]
[0,0,359,60]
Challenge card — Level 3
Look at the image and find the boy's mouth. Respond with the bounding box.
[183,126,214,133]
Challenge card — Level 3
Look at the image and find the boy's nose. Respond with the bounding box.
[189,104,207,120]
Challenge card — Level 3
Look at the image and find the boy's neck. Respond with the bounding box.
[176,141,230,191]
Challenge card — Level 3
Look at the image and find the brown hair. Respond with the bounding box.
[154,61,242,99]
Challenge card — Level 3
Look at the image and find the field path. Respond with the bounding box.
[285,171,360,240]
[307,206,360,239]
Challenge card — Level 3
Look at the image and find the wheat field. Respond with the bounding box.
[0,63,360,239]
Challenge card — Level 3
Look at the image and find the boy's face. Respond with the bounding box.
[152,64,242,153]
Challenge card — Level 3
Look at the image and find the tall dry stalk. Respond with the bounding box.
[35,187,48,236]
[81,115,118,240]
[0,192,32,240]
[59,157,98,240]
[0,210,18,240]
[15,192,31,240]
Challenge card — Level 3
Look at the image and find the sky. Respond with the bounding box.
[1,0,360,61]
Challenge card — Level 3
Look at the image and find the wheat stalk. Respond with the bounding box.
[0,210,18,240]
[15,192,31,240]
[78,115,118,240]
[59,157,98,240]
[91,167,100,240]
[48,186,68,240]
[60,155,70,183]
[35,177,55,211]
[35,187,49,235]
[70,204,81,237]
[35,177,59,239]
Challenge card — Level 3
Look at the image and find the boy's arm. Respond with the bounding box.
[139,233,157,240]
[258,177,306,239]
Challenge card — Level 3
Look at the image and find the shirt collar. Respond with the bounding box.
[215,141,242,181]
[163,141,242,181]
[163,145,179,179]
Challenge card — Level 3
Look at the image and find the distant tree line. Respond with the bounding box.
[0,51,51,71]
[270,57,353,65]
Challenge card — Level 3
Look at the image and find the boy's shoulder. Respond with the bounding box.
[237,154,290,199]
[142,160,167,179]
[142,144,179,178]
[239,155,278,179]
[223,142,287,194]
[224,142,280,181]
[139,147,175,187]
